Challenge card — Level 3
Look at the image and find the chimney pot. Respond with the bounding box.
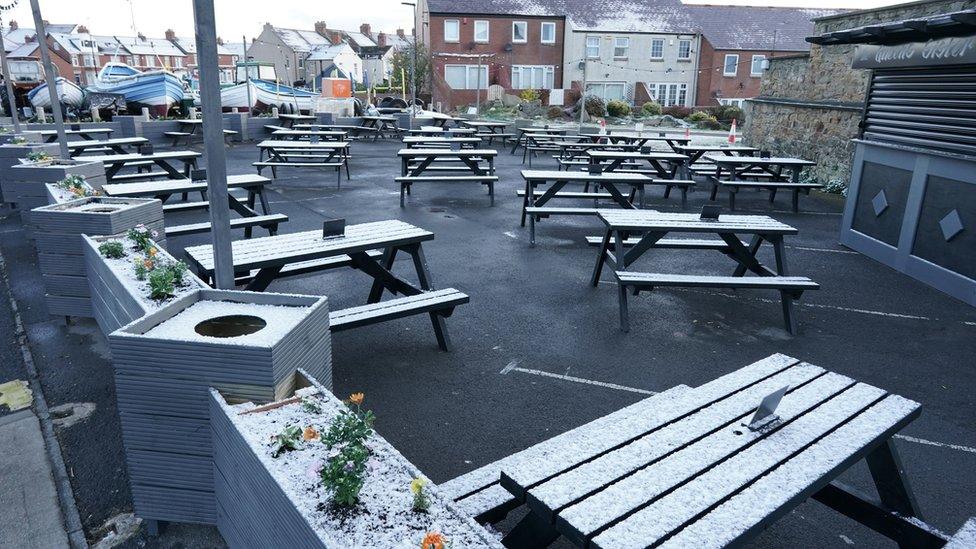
[329,31,342,45]
[164,29,176,41]
[377,32,387,47]
[360,23,371,36]
[396,28,406,39]
[9,20,17,31]
[314,21,328,37]
[137,32,146,41]
[77,25,89,34]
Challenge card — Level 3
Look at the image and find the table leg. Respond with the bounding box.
[367,248,398,303]
[245,266,283,292]
[867,439,926,545]
[501,510,560,549]
[770,235,801,334]
[615,230,630,332]
[727,234,772,277]
[408,244,453,351]
[590,228,612,286]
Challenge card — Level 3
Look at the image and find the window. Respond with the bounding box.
[586,82,627,101]
[719,98,745,108]
[474,20,489,43]
[646,82,688,107]
[70,55,78,66]
[298,56,305,69]
[723,54,738,76]
[750,54,766,76]
[541,22,555,44]
[585,36,600,58]
[613,37,629,59]
[511,65,554,89]
[512,21,527,43]
[74,72,81,84]
[650,39,664,60]
[444,19,460,42]
[678,39,691,60]
[174,57,183,69]
[83,54,95,67]
[146,56,155,67]
[444,64,488,89]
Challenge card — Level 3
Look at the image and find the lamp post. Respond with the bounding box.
[402,1,416,129]
[578,60,586,131]
[28,0,69,158]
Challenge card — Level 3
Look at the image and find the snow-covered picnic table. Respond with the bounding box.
[67,137,149,157]
[480,353,933,548]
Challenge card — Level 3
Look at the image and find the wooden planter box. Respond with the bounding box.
[7,159,107,232]
[82,234,202,334]
[210,370,501,548]
[0,142,59,203]
[0,132,43,145]
[33,197,164,318]
[108,290,332,526]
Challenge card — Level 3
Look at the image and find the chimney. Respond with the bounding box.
[396,28,405,39]
[137,32,146,41]
[9,20,17,31]
[164,29,176,41]
[314,21,328,37]
[377,32,387,47]
[329,31,342,45]
[217,36,224,46]
[359,23,371,37]
[77,25,89,34]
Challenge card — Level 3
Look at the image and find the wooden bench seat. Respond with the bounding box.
[585,236,747,250]
[709,176,823,212]
[517,190,614,200]
[165,213,288,238]
[163,131,192,137]
[109,170,172,182]
[162,200,210,213]
[234,249,384,286]
[254,160,346,186]
[396,175,498,206]
[263,124,290,132]
[328,288,469,333]
[524,206,601,217]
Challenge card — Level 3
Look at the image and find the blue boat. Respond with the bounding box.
[86,63,185,116]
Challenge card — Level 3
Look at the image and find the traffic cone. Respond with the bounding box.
[728,118,737,144]
[684,126,691,139]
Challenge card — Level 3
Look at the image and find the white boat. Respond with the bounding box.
[251,79,316,113]
[218,80,257,112]
[86,63,185,116]
[28,78,85,110]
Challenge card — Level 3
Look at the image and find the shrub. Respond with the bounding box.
[661,106,692,119]
[519,88,541,102]
[98,241,125,259]
[641,101,662,116]
[695,114,722,130]
[148,267,175,300]
[712,104,744,123]
[546,106,565,120]
[320,393,375,507]
[687,110,712,122]
[584,94,607,117]
[606,99,631,117]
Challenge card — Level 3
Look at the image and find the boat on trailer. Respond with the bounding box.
[223,62,315,113]
[86,63,185,116]
[27,77,85,110]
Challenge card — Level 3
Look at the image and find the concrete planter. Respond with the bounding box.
[0,132,43,145]
[6,159,107,232]
[138,120,184,146]
[109,290,332,525]
[222,112,249,143]
[210,370,500,548]
[0,142,59,204]
[82,234,201,334]
[33,198,164,318]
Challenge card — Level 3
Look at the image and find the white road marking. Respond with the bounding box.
[502,363,656,395]
[894,434,976,455]
[503,231,519,239]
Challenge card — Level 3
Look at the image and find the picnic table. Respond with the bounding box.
[270,129,348,141]
[407,127,478,137]
[586,132,691,152]
[84,150,201,182]
[360,115,400,136]
[673,144,758,164]
[510,127,568,154]
[456,352,932,549]
[277,113,317,129]
[182,220,469,350]
[459,120,512,145]
[67,137,148,157]
[293,122,383,142]
[587,150,691,179]
[590,210,818,333]
[706,155,819,212]
[254,140,350,184]
[397,148,498,206]
[402,136,482,149]
[26,127,114,142]
[102,173,286,238]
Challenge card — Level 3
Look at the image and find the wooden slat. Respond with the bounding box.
[165,214,287,237]
[328,289,468,331]
[521,170,652,183]
[103,173,269,197]
[589,383,894,549]
[584,236,745,249]
[598,210,798,234]
[452,483,519,522]
[615,273,820,291]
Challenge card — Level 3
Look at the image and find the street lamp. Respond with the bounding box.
[401,1,416,129]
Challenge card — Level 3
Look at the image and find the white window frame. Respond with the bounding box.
[719,98,746,108]
[540,22,556,44]
[677,39,691,60]
[585,36,600,59]
[511,65,554,89]
[650,38,664,60]
[174,57,183,69]
[444,19,460,43]
[646,82,688,107]
[146,55,155,67]
[444,64,488,90]
[474,20,489,43]
[723,54,739,77]
[750,54,766,76]
[585,81,627,102]
[70,54,78,65]
[512,21,528,43]
[613,37,629,60]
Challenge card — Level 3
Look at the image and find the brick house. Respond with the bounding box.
[689,5,839,108]
[417,0,566,111]
[166,31,238,83]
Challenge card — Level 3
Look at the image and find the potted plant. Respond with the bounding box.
[210,370,501,547]
[108,290,333,526]
[32,197,164,319]
[7,157,107,232]
[0,141,59,204]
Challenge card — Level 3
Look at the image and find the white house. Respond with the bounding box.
[307,43,363,85]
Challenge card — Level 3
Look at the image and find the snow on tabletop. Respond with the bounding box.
[946,518,976,548]
[219,391,502,548]
[143,299,308,345]
[96,238,203,311]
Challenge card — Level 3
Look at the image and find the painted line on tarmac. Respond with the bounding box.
[894,434,976,455]
[501,361,656,395]
[785,245,859,255]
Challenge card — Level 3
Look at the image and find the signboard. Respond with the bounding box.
[853,35,976,69]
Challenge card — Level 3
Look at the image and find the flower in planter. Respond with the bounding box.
[26,151,53,163]
[303,425,320,442]
[410,476,430,512]
[148,267,176,301]
[420,532,448,549]
[11,136,27,144]
[126,225,156,253]
[98,241,126,259]
[301,396,322,414]
[56,175,98,197]
[348,392,364,406]
[270,424,303,458]
[319,392,375,507]
[133,257,154,280]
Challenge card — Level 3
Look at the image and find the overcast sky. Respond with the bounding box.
[2,0,907,40]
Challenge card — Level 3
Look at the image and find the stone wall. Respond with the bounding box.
[744,0,976,187]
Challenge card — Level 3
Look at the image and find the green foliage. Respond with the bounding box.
[148,267,175,301]
[301,396,322,414]
[270,425,303,458]
[411,477,431,512]
[98,241,125,259]
[687,110,711,122]
[546,106,565,120]
[661,106,692,119]
[11,136,27,144]
[584,95,607,117]
[389,42,431,96]
[641,102,662,116]
[126,225,157,253]
[161,261,188,287]
[606,99,631,117]
[56,175,96,198]
[133,257,152,281]
[712,104,744,123]
[320,395,375,507]
[26,151,52,163]
[519,88,540,102]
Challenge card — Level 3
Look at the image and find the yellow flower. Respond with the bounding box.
[348,392,364,406]
[148,247,158,257]
[410,477,427,495]
[420,532,445,549]
[302,426,319,441]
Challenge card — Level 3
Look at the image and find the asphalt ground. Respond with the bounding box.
[0,133,973,548]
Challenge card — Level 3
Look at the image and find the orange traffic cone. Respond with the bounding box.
[684,126,691,139]
[728,118,737,144]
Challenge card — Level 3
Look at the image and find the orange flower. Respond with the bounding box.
[420,532,445,549]
[143,259,154,269]
[302,426,319,441]
[348,392,364,406]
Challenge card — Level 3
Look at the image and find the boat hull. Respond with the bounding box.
[219,81,258,112]
[87,70,185,116]
[251,80,315,113]
[28,78,85,110]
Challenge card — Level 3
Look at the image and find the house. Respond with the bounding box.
[113,33,187,74]
[248,23,334,85]
[342,24,392,88]
[689,5,839,108]
[165,30,238,83]
[306,43,363,86]
[47,29,102,85]
[417,0,566,111]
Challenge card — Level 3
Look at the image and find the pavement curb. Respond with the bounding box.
[0,246,87,548]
